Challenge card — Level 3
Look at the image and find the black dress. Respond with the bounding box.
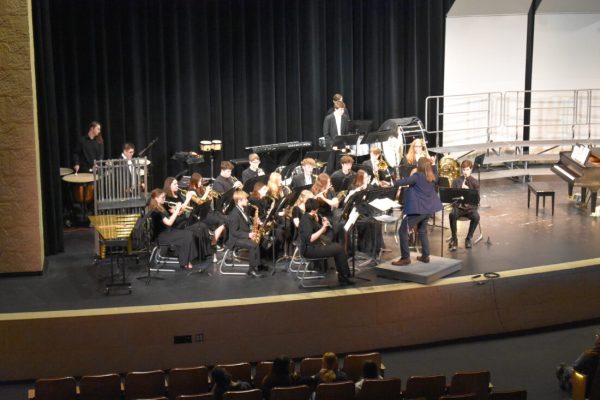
[166,195,212,260]
[151,210,198,267]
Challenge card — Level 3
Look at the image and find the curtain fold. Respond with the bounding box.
[33,0,452,254]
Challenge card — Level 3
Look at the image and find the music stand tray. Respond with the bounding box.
[348,120,373,134]
[332,133,361,149]
[438,188,479,206]
[360,129,397,145]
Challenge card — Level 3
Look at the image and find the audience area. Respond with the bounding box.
[27,351,527,400]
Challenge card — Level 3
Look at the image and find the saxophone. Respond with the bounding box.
[248,203,262,244]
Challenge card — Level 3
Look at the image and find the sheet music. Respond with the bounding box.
[369,197,401,211]
[344,208,360,231]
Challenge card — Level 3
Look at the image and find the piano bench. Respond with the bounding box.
[527,182,555,216]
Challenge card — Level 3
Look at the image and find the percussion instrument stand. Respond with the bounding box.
[103,238,132,295]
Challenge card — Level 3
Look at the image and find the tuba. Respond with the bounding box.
[438,156,461,187]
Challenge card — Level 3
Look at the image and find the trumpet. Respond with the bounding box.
[165,201,193,212]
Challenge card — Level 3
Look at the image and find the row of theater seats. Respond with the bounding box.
[28,352,527,400]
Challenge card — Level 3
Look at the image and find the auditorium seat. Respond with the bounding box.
[124,370,166,400]
[216,362,252,383]
[222,388,262,400]
[253,361,273,389]
[269,385,311,400]
[447,371,491,400]
[440,395,477,400]
[176,394,214,400]
[34,376,77,400]
[169,366,209,399]
[314,381,355,400]
[488,390,527,399]
[79,373,122,400]
[341,352,383,382]
[355,377,401,400]
[403,374,446,400]
[299,357,322,378]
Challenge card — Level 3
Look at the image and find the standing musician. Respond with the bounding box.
[242,153,266,183]
[362,147,392,187]
[188,172,227,247]
[213,161,243,193]
[73,121,104,173]
[448,159,480,251]
[322,100,350,149]
[148,189,198,270]
[291,158,317,188]
[298,198,354,286]
[392,157,442,266]
[326,93,351,119]
[163,177,212,261]
[227,190,265,278]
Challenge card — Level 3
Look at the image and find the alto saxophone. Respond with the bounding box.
[248,203,262,244]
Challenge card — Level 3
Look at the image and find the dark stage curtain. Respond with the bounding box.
[33,0,452,254]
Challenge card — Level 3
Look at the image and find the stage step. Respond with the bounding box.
[375,253,462,284]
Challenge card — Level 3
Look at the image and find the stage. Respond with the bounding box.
[2,175,600,380]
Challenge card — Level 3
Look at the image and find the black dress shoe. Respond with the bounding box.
[247,270,264,278]
[465,238,473,248]
[338,276,356,286]
[448,238,458,252]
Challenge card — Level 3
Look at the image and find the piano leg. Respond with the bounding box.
[568,183,574,197]
[582,187,587,203]
[591,192,598,212]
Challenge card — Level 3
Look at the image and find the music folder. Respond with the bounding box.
[242,174,269,194]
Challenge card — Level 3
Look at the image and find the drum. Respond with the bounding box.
[62,173,95,204]
[60,167,74,176]
[200,140,212,152]
[211,139,222,151]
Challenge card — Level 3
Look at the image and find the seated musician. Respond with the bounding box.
[248,181,270,221]
[213,161,243,193]
[347,170,383,258]
[120,142,143,192]
[267,172,290,201]
[362,147,392,187]
[148,189,198,270]
[266,172,292,254]
[163,177,212,261]
[227,190,264,278]
[448,159,480,251]
[188,172,227,247]
[298,198,354,286]
[242,153,266,183]
[291,158,317,188]
[292,190,314,230]
[311,173,339,220]
[401,138,432,168]
[330,155,357,192]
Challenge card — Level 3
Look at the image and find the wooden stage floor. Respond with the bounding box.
[1,175,599,313]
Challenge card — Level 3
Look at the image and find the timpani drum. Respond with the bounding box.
[60,167,74,176]
[62,173,95,204]
[200,140,212,152]
[211,139,222,151]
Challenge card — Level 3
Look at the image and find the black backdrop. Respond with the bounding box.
[33,0,452,255]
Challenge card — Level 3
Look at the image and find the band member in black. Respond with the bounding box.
[226,190,264,277]
[326,93,351,119]
[73,121,104,173]
[311,173,339,221]
[298,198,354,286]
[248,181,270,221]
[291,158,317,188]
[242,153,266,183]
[213,161,243,193]
[330,155,356,192]
[323,100,350,149]
[148,189,198,270]
[163,177,212,260]
[448,159,480,251]
[188,173,227,246]
[362,147,392,187]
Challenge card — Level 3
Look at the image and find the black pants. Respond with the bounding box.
[303,242,350,278]
[233,238,262,269]
[449,207,480,240]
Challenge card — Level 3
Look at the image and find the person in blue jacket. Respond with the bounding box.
[392,157,442,265]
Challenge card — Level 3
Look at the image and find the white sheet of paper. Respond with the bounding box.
[344,208,360,231]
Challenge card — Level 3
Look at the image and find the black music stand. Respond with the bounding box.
[242,174,269,194]
[348,120,373,134]
[360,129,397,146]
[438,187,479,257]
[331,173,355,193]
[341,189,373,282]
[215,188,236,214]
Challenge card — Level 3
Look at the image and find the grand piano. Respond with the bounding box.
[551,148,600,211]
